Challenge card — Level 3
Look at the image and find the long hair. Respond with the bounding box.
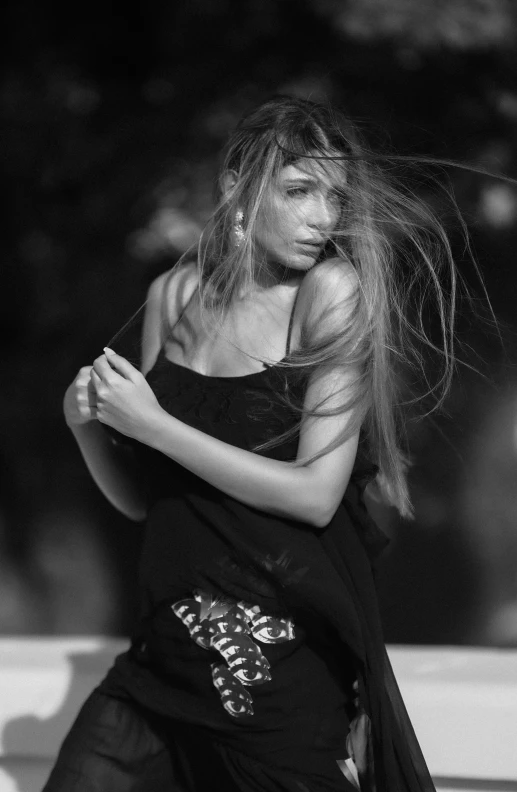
[164,96,464,518]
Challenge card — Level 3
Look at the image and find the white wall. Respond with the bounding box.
[0,639,516,792]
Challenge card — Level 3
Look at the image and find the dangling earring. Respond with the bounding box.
[234,209,245,247]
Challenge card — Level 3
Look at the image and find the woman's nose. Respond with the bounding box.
[307,195,337,232]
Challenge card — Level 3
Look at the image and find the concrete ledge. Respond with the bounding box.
[0,639,516,792]
[388,646,517,785]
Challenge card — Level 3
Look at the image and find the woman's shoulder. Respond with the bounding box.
[141,260,198,373]
[302,257,358,297]
[296,257,359,324]
[146,259,199,324]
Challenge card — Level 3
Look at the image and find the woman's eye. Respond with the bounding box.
[286,187,308,197]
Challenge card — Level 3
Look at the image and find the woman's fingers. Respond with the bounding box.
[86,377,97,407]
[64,365,101,426]
[103,348,140,382]
[92,354,115,383]
[90,368,103,391]
[76,366,93,384]
[91,350,139,384]
[74,367,98,418]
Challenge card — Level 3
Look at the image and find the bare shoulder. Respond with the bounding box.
[296,258,359,324]
[303,258,358,299]
[288,259,359,351]
[141,260,198,373]
[146,260,198,324]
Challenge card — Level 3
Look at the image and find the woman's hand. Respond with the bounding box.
[63,366,98,427]
[90,348,164,440]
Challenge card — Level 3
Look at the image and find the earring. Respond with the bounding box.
[234,209,245,247]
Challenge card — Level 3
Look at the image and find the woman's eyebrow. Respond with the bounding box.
[282,176,317,186]
[283,172,343,187]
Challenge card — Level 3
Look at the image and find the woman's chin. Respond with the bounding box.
[284,252,320,270]
[263,253,319,282]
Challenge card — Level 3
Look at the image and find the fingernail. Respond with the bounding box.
[103,347,115,356]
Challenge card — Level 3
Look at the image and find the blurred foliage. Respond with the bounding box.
[318,0,517,50]
[1,0,517,642]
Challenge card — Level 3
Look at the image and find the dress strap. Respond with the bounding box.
[169,279,299,358]
[285,288,300,356]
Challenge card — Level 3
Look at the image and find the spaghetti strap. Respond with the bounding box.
[169,280,298,362]
[285,288,300,356]
[172,284,299,356]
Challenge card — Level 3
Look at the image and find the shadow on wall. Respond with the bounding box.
[0,640,125,792]
[2,640,517,791]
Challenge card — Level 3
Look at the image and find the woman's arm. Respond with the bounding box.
[140,263,198,375]
[142,403,358,529]
[63,265,195,522]
[63,370,148,522]
[92,261,361,529]
[68,421,148,522]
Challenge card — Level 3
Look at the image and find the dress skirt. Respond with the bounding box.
[42,676,358,792]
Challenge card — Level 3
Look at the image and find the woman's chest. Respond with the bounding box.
[166,293,298,378]
[145,354,301,460]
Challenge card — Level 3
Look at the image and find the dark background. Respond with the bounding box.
[2,0,517,644]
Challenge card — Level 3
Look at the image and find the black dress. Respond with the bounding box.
[44,316,437,792]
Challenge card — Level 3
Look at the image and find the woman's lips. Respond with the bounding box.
[296,241,323,255]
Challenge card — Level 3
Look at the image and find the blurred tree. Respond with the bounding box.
[318,0,517,50]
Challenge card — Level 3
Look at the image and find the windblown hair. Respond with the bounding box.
[165,95,462,518]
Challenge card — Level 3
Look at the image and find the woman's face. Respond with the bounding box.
[253,161,344,272]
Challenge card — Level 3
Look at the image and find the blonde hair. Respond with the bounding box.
[165,96,464,518]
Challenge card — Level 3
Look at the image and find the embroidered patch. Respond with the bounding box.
[171,591,295,718]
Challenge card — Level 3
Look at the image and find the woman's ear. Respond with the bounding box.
[220,170,239,200]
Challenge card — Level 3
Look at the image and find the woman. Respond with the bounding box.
[47,96,452,791]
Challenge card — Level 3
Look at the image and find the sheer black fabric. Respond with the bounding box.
[43,688,356,792]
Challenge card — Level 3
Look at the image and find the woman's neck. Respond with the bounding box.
[247,258,307,293]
